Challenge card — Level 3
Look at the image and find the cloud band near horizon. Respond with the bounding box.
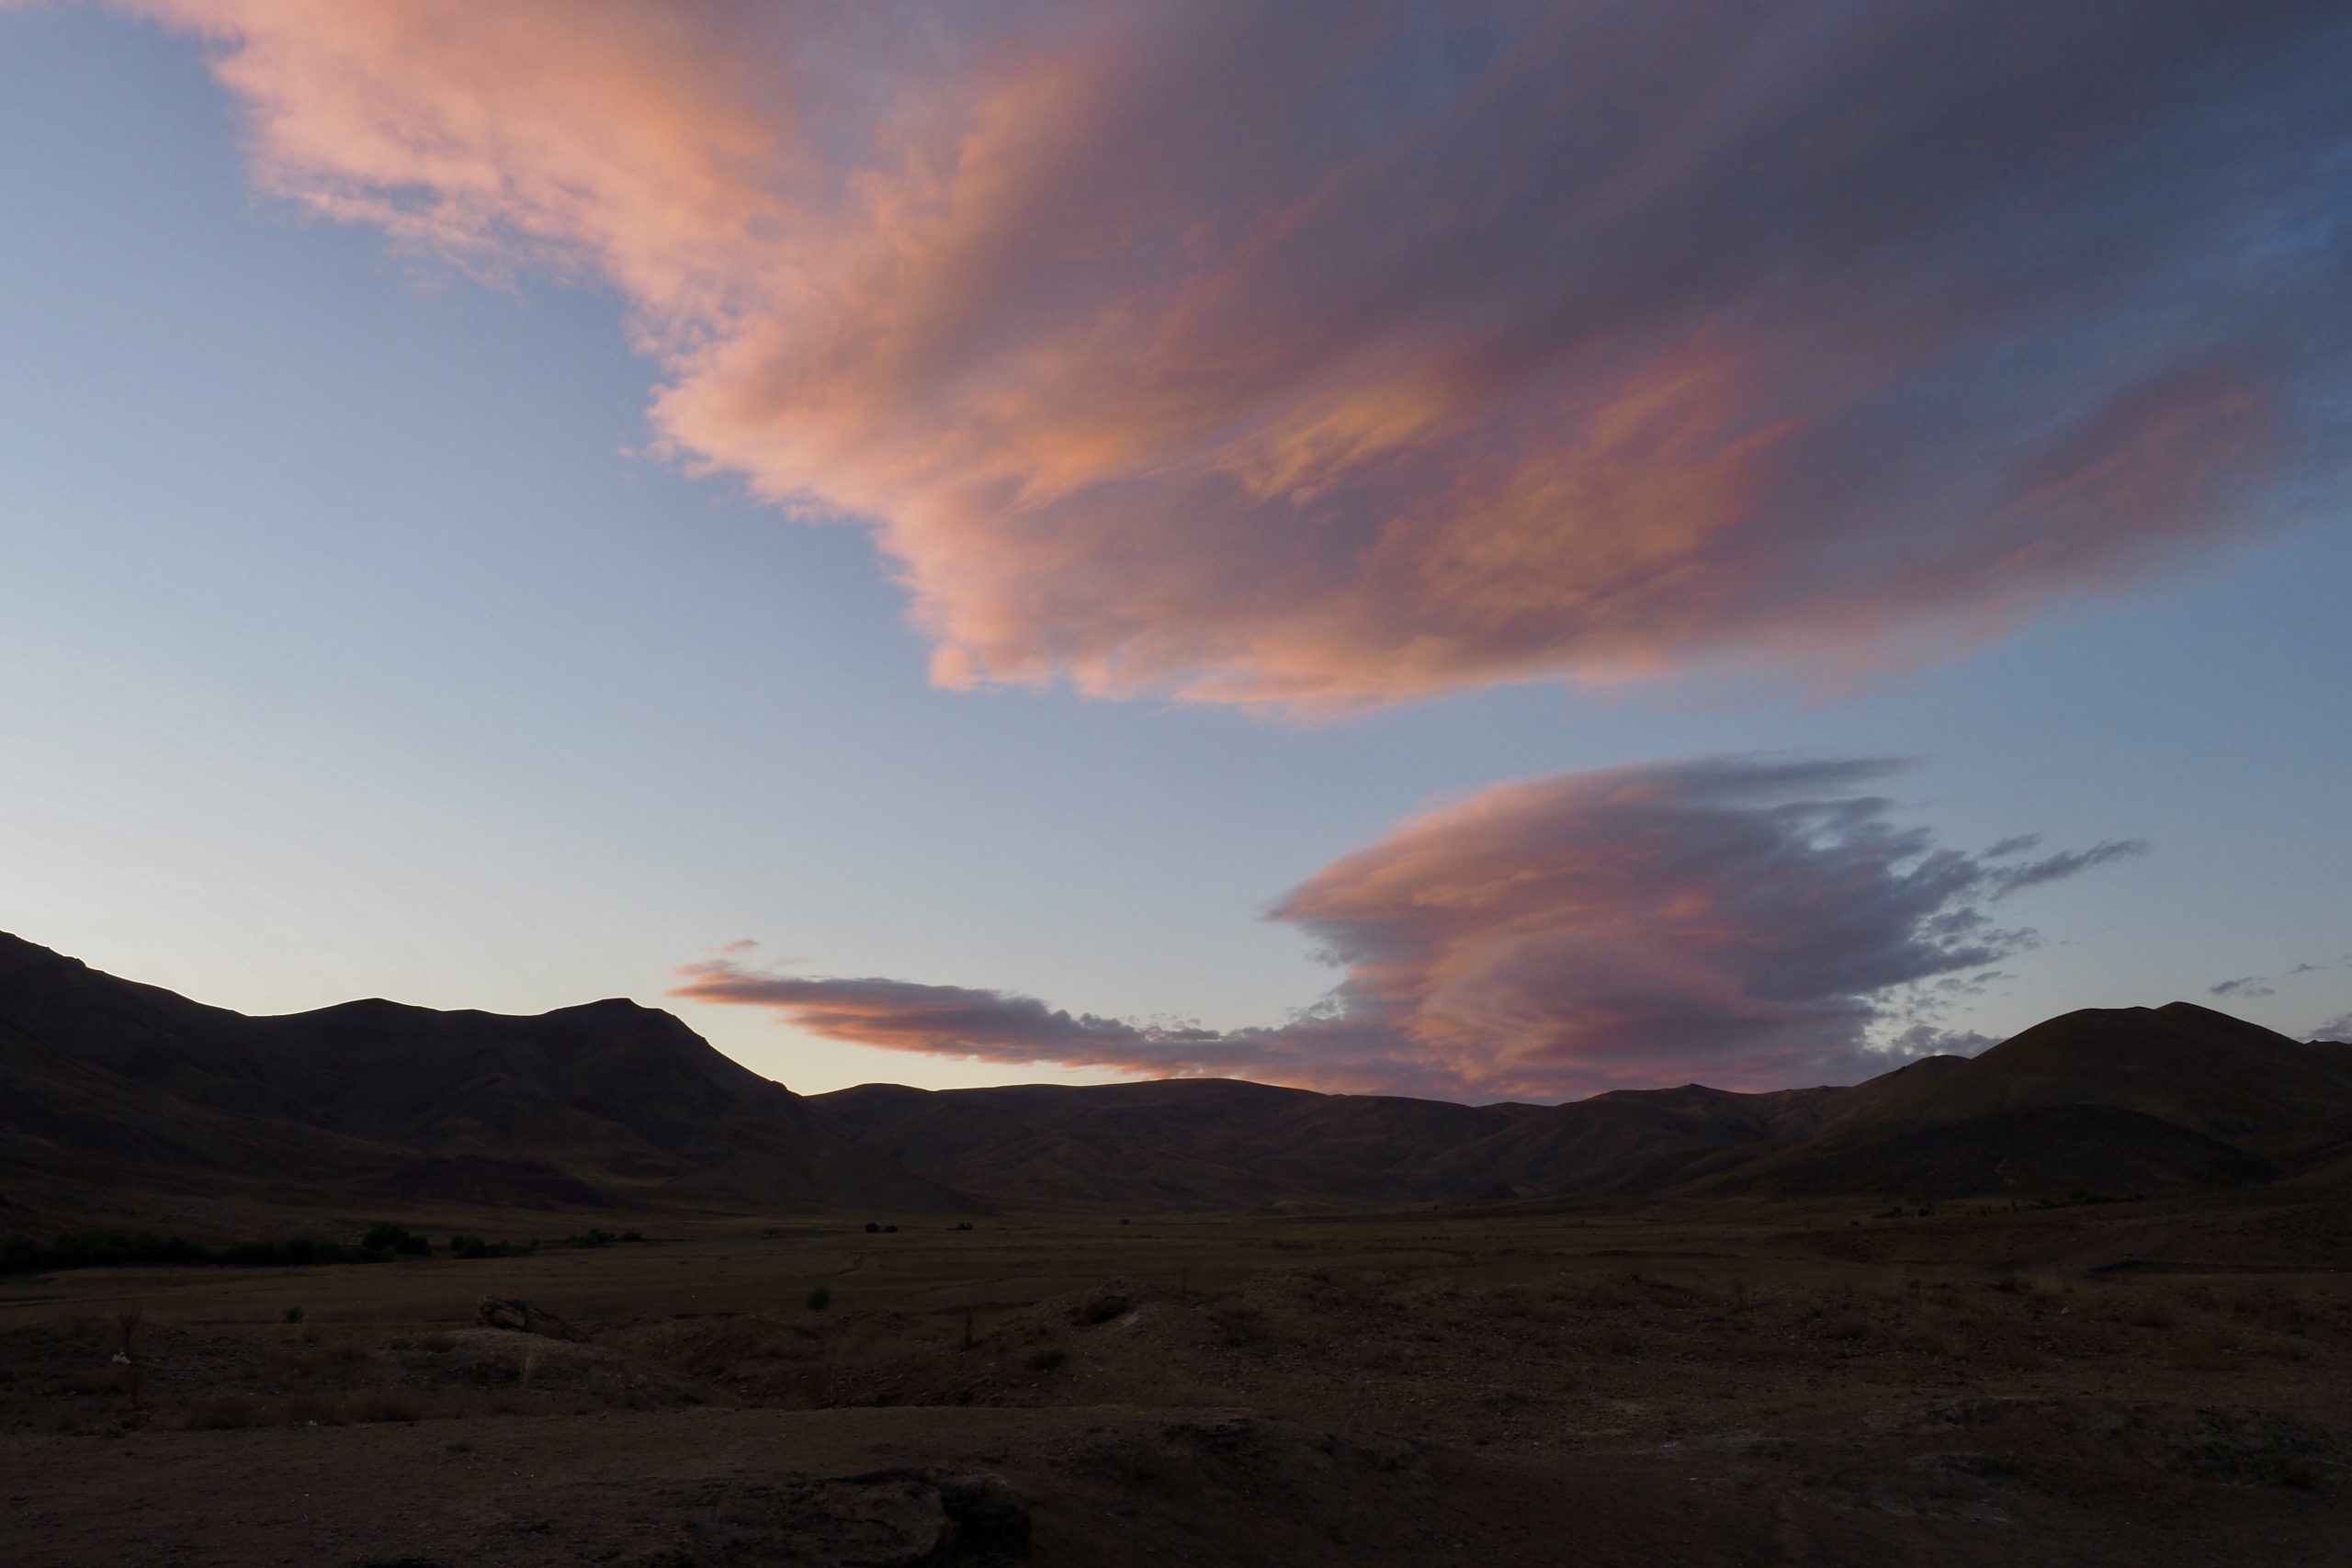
[673,758,2150,1100]
[124,0,2352,710]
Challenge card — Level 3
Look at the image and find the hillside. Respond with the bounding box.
[7,933,2349,1224]
[1680,1005,2352,1199]
[812,1078,1513,1213]
[1849,1002,2352,1154]
[816,1065,1984,1211]
[0,932,944,1219]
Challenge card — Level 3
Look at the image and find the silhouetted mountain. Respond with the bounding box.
[1871,1002,2352,1154]
[813,1078,1510,1213]
[810,1060,2006,1210]
[0,932,944,1216]
[820,1007,2352,1208]
[1678,1005,2352,1199]
[6,933,2347,1225]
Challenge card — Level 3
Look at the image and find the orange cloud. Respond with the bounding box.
[130,1,2346,709]
[677,759,2149,1100]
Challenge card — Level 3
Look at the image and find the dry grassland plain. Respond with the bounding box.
[3,1189,2349,1565]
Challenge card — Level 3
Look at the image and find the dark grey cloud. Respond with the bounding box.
[681,758,2146,1100]
[1986,840,2152,898]
[2210,976,2277,998]
[667,972,1227,1065]
[1881,1025,2003,1060]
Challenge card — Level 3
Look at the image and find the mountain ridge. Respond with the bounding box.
[5,931,2346,1226]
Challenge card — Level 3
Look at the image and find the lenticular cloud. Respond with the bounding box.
[135,0,2352,709]
[676,758,2149,1100]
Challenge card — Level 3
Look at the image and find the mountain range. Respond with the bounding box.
[5,931,2348,1227]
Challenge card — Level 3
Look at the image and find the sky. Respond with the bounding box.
[2,1,2348,1101]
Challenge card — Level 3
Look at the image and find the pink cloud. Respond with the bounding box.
[675,758,2148,1100]
[127,1,2347,709]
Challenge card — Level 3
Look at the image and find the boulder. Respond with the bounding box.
[475,1296,576,1339]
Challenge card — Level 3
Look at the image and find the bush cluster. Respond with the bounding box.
[1,1220,576,1274]
[557,1228,645,1248]
[0,1232,392,1273]
[361,1223,432,1256]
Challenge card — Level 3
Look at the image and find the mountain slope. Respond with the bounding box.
[0,932,944,1217]
[1679,1005,2352,1199]
[8,932,2346,1220]
[813,1071,1959,1211]
[811,1078,1514,1213]
[1849,1003,2352,1154]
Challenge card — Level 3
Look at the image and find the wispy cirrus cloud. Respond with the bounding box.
[124,0,2352,710]
[677,758,2146,1100]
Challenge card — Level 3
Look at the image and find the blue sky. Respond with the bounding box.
[3,4,2346,1097]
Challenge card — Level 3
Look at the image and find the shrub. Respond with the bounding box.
[805,1287,832,1312]
[558,1228,642,1248]
[1026,1347,1067,1372]
[362,1224,430,1256]
[283,1305,305,1325]
[2,1231,389,1273]
[865,1222,881,1234]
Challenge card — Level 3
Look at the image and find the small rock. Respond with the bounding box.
[476,1297,575,1339]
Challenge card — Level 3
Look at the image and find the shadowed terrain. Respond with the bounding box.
[4,934,2351,1562]
[0,933,946,1221]
[7,934,2350,1227]
[5,1197,2350,1565]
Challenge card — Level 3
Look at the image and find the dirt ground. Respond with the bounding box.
[2,1189,2347,1565]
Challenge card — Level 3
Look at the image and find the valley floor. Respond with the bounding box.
[3,1190,2348,1565]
